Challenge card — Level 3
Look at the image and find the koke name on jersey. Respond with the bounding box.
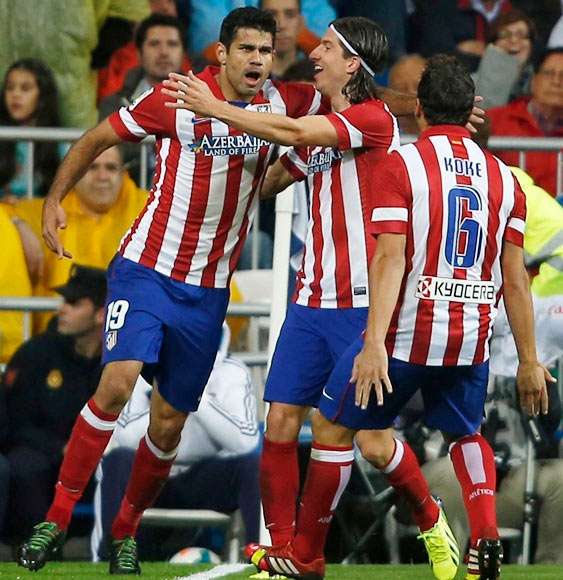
[444,156,483,177]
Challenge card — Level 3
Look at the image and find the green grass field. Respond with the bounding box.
[0,563,561,580]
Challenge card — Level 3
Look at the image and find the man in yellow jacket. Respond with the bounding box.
[15,146,148,331]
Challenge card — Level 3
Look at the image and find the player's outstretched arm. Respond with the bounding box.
[162,72,338,147]
[42,119,122,259]
[502,241,554,415]
[351,233,406,410]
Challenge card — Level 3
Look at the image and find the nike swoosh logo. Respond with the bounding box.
[191,116,211,124]
[322,387,334,401]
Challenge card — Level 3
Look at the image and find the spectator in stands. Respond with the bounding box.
[419,0,512,72]
[183,0,335,60]
[99,13,187,120]
[0,59,61,203]
[487,47,563,197]
[0,0,150,127]
[473,9,536,109]
[98,4,192,103]
[14,146,148,332]
[388,54,426,136]
[0,205,35,363]
[2,265,106,545]
[91,324,260,561]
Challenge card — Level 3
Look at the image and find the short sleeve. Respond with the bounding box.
[369,152,411,236]
[280,147,309,181]
[325,100,397,152]
[504,176,527,247]
[109,83,177,142]
[276,81,326,118]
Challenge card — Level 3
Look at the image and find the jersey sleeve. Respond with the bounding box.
[278,81,325,118]
[504,176,527,247]
[108,83,177,142]
[369,152,411,236]
[326,100,397,152]
[280,147,309,181]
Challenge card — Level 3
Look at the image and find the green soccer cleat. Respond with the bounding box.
[249,570,288,579]
[108,535,141,575]
[417,501,460,580]
[17,521,66,571]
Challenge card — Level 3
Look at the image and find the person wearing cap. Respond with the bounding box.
[13,146,148,333]
[2,265,106,546]
[163,17,460,579]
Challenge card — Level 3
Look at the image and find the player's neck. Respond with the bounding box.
[330,92,350,113]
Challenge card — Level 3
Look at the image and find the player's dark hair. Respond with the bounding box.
[135,13,186,50]
[0,58,61,196]
[330,17,388,104]
[219,7,277,50]
[417,54,474,127]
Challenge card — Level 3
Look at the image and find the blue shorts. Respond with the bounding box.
[102,255,230,412]
[264,303,368,406]
[319,336,489,436]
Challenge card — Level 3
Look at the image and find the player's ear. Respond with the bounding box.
[216,42,228,65]
[414,98,423,119]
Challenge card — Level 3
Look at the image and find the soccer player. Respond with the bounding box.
[163,18,460,580]
[17,7,327,575]
[246,55,551,580]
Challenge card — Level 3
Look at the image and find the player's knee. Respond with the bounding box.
[148,414,185,452]
[357,433,394,469]
[95,363,139,412]
[265,403,305,442]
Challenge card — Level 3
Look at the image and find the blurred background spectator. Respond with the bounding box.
[0,0,150,128]
[91,324,260,561]
[13,146,148,332]
[2,265,106,546]
[0,59,62,203]
[387,53,426,136]
[487,47,563,197]
[473,9,536,109]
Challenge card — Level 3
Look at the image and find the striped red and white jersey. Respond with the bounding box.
[280,99,399,308]
[108,66,323,288]
[369,125,527,366]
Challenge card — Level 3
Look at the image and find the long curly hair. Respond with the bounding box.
[0,58,61,197]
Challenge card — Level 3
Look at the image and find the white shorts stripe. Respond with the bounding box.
[80,403,117,432]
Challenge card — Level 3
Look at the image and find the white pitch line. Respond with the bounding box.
[173,562,252,580]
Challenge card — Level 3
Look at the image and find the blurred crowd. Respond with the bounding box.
[0,0,562,565]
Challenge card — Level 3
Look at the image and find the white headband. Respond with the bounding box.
[329,24,376,78]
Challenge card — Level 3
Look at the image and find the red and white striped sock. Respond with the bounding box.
[382,439,439,531]
[47,398,118,530]
[449,434,498,552]
[111,432,178,540]
[292,442,354,561]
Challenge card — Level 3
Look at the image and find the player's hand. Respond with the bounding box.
[466,95,485,134]
[516,361,554,416]
[350,341,392,410]
[162,71,219,117]
[41,199,72,259]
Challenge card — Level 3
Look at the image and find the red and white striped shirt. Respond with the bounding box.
[280,98,399,308]
[109,66,323,287]
[370,125,526,366]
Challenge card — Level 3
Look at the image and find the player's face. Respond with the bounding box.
[218,27,274,102]
[4,69,40,125]
[75,147,125,215]
[262,0,303,56]
[531,52,563,112]
[309,28,354,99]
[140,25,184,85]
[57,298,102,338]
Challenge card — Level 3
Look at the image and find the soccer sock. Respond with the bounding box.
[46,398,118,530]
[260,436,300,545]
[111,432,178,540]
[292,443,354,560]
[381,439,439,532]
[449,434,498,546]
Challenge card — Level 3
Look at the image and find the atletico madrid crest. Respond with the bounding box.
[106,331,118,351]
